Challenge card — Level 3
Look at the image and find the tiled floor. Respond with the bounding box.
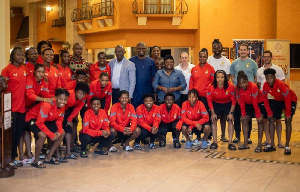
[1,113,300,191]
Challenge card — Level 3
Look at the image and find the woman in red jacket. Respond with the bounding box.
[135,93,161,150]
[207,70,236,150]
[236,71,267,152]
[57,50,72,88]
[109,90,141,152]
[25,88,69,168]
[1,47,27,166]
[263,68,297,155]
[79,97,115,158]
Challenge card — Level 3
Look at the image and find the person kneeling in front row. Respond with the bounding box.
[79,97,115,158]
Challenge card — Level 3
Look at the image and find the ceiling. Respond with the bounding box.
[10,0,40,8]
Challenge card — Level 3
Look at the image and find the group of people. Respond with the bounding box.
[1,39,297,169]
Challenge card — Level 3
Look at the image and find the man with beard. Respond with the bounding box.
[130,42,156,108]
[69,43,89,78]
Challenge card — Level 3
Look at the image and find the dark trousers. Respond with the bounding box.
[11,112,26,159]
[79,133,115,151]
[63,107,78,134]
[112,88,120,105]
[159,120,180,139]
[234,103,252,139]
[178,94,188,108]
[136,127,162,144]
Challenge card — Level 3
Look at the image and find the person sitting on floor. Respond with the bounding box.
[135,93,161,150]
[159,92,182,148]
[25,88,69,168]
[79,97,115,158]
[181,89,210,149]
[109,90,141,152]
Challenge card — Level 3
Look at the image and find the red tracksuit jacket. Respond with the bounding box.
[65,90,87,122]
[136,104,161,132]
[109,103,137,132]
[88,80,112,113]
[181,100,209,129]
[159,103,182,130]
[89,62,111,82]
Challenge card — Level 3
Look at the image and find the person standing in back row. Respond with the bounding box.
[230,43,258,144]
[130,42,156,108]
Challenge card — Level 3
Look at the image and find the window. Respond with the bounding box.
[58,0,65,18]
[40,0,46,23]
[145,0,173,14]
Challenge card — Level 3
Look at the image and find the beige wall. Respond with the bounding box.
[0,0,10,71]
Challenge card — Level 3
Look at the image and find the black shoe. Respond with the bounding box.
[173,140,181,148]
[228,143,236,150]
[233,138,240,143]
[159,140,166,147]
[220,138,229,142]
[284,147,291,155]
[94,148,108,155]
[263,145,276,152]
[247,138,252,144]
[210,143,218,149]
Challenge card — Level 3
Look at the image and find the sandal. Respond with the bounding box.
[254,146,262,153]
[278,143,285,148]
[220,138,229,142]
[210,143,218,149]
[262,141,268,146]
[31,161,46,168]
[14,160,23,167]
[57,157,68,163]
[284,147,291,155]
[228,144,236,150]
[238,144,250,150]
[65,154,78,160]
[80,151,88,158]
[264,145,276,152]
[44,158,60,165]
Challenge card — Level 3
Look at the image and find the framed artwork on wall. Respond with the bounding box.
[221,47,229,59]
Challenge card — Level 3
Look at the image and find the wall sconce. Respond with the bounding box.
[46,5,53,12]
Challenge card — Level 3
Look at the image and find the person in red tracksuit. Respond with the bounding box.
[159,92,183,148]
[79,97,115,158]
[63,82,89,159]
[236,71,267,152]
[57,50,72,88]
[89,52,111,82]
[36,40,52,65]
[263,68,298,155]
[135,93,161,150]
[25,47,38,76]
[181,89,210,149]
[206,70,236,150]
[189,48,215,111]
[42,48,61,96]
[64,69,87,91]
[25,88,69,168]
[19,64,52,161]
[1,47,27,166]
[109,90,141,152]
[88,72,112,114]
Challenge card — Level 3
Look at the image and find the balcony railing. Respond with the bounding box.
[92,1,114,18]
[52,17,66,27]
[132,0,188,15]
[71,7,93,22]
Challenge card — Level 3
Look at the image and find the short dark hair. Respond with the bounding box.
[199,48,208,57]
[97,52,106,58]
[263,50,273,57]
[99,72,109,79]
[164,55,174,62]
[60,50,69,58]
[90,96,101,104]
[76,69,87,77]
[10,47,23,63]
[37,41,52,55]
[55,88,70,97]
[164,92,175,100]
[75,82,90,94]
[239,43,248,50]
[25,47,37,62]
[34,63,45,71]
[212,39,223,49]
[237,71,248,83]
[263,68,276,76]
[188,89,199,98]
[42,48,54,55]
[142,93,155,101]
[118,90,129,99]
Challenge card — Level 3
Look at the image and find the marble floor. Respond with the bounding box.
[1,113,300,192]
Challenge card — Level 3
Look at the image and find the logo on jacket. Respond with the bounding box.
[205,70,208,74]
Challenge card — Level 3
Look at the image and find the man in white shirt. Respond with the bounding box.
[175,52,194,143]
[207,39,231,142]
[256,50,285,148]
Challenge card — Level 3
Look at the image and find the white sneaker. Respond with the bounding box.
[109,146,117,152]
[192,139,201,146]
[207,140,212,146]
[123,146,133,152]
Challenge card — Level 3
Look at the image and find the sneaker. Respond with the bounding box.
[181,135,186,143]
[94,148,108,155]
[149,143,157,149]
[159,140,166,147]
[185,141,192,149]
[192,139,201,146]
[247,138,252,144]
[109,146,118,152]
[233,138,240,143]
[123,146,133,152]
[284,147,291,155]
[207,140,212,146]
[201,141,208,149]
[134,143,142,150]
[173,140,181,148]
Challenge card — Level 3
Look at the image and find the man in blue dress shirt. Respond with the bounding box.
[130,42,157,108]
